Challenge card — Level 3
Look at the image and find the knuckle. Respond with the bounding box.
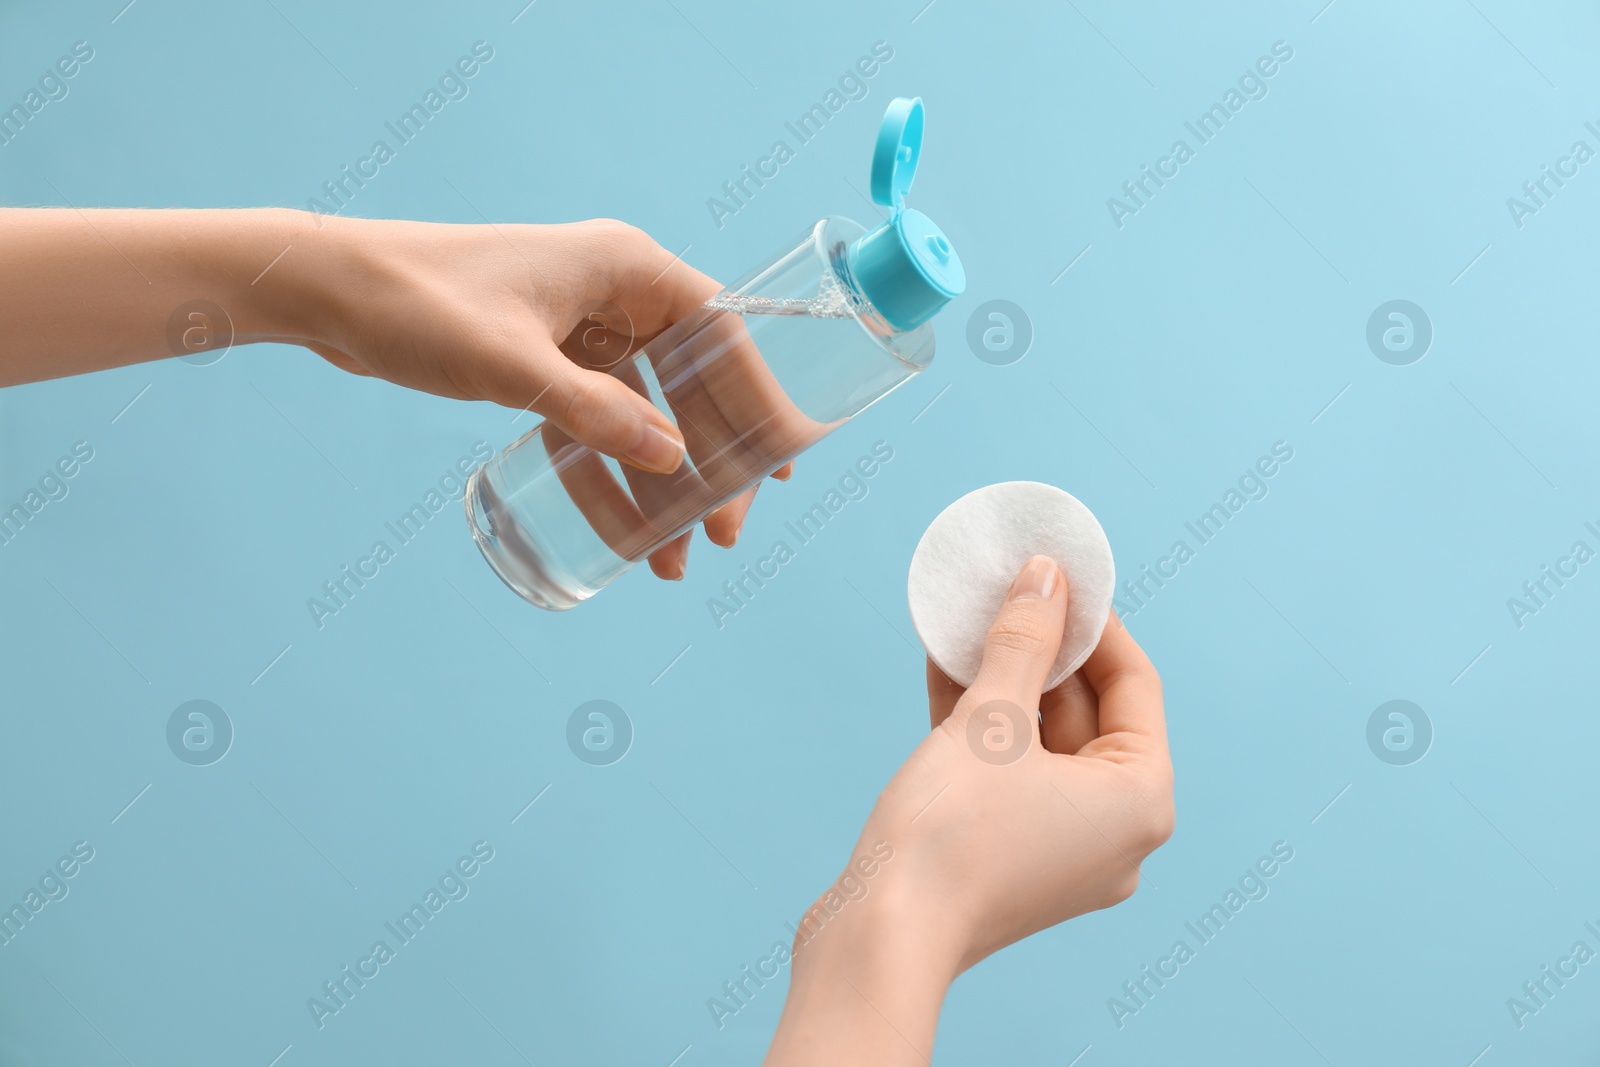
[986,615,1051,658]
[1105,870,1141,907]
[584,216,631,236]
[575,219,672,295]
[558,374,604,432]
[1132,786,1176,853]
[585,217,649,250]
[1145,800,1177,851]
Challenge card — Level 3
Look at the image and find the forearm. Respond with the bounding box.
[764,880,959,1067]
[0,207,334,384]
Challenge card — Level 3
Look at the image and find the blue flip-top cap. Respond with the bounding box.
[847,97,965,332]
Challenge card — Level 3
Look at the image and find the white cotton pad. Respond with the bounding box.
[907,481,1115,690]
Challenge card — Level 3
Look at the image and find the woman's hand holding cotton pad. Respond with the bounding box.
[907,481,1116,691]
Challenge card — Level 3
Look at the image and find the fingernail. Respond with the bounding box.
[627,423,684,474]
[1010,555,1058,600]
[663,540,687,580]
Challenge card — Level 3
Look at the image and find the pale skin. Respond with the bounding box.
[0,207,791,577]
[3,208,1174,1056]
[764,555,1174,1065]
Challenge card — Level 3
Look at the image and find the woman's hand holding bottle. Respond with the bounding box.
[0,208,791,578]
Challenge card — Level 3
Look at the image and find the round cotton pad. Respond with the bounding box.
[907,482,1115,690]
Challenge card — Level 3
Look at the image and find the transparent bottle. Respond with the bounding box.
[465,98,965,609]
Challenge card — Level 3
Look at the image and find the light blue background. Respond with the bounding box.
[4,0,1599,1063]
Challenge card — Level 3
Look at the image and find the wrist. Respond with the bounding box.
[237,208,360,347]
[161,207,335,348]
[766,859,962,1066]
[790,874,962,982]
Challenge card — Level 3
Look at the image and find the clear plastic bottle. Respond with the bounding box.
[465,98,965,609]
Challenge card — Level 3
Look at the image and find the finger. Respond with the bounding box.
[647,531,691,580]
[703,484,758,548]
[559,225,817,478]
[609,360,717,542]
[542,423,653,558]
[477,331,686,475]
[926,659,964,730]
[660,311,823,488]
[550,415,702,575]
[541,411,701,565]
[703,458,796,547]
[1078,612,1168,760]
[541,379,710,567]
[662,329,779,493]
[546,354,689,474]
[960,555,1069,717]
[1039,672,1098,755]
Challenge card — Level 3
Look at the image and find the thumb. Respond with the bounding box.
[539,354,687,474]
[483,332,686,475]
[962,555,1069,713]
